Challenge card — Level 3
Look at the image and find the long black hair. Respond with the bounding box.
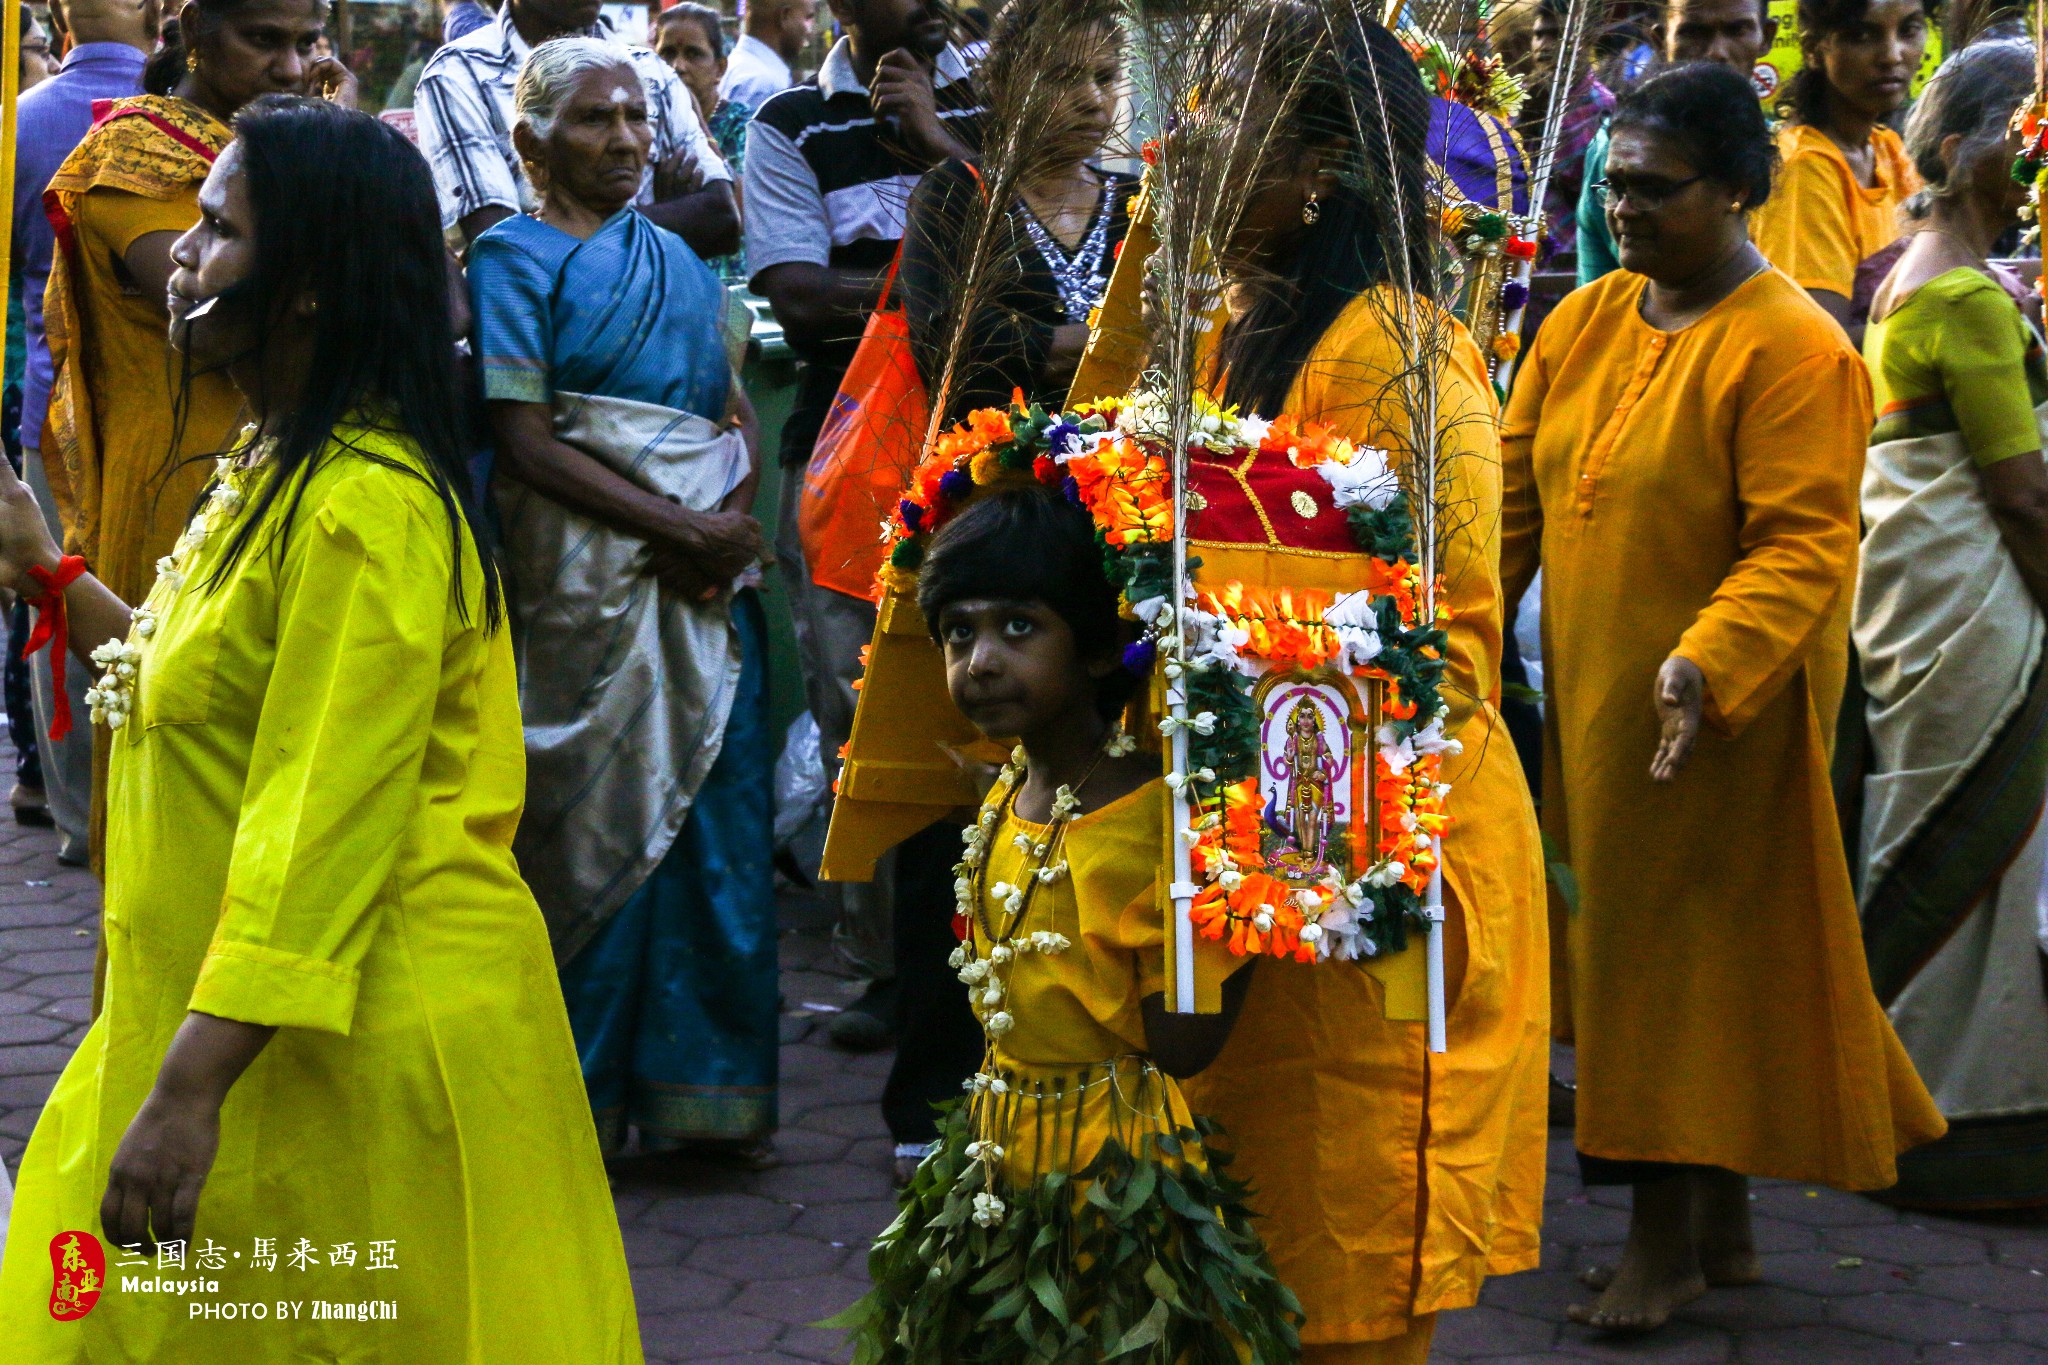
[200,95,500,626]
[1210,9,1435,419]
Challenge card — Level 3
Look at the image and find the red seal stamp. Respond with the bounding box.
[48,1230,106,1320]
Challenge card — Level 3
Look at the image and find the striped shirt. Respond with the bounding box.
[741,36,982,285]
[415,10,729,232]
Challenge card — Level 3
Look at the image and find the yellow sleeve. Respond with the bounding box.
[1434,341,1506,732]
[188,467,454,1033]
[1751,153,1859,298]
[80,186,198,256]
[1673,350,1867,735]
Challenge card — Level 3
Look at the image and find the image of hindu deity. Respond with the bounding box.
[1266,696,1342,877]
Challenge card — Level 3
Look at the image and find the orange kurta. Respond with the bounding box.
[1750,123,1918,300]
[43,97,242,883]
[1499,267,1944,1188]
[1181,290,1551,1345]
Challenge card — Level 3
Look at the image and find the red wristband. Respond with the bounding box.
[22,555,90,742]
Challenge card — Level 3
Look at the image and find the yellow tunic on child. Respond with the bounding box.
[0,428,641,1362]
[974,779,1215,1178]
[847,775,1300,1362]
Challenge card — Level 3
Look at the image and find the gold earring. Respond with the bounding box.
[1730,200,1743,213]
[186,50,198,72]
[1302,193,1321,226]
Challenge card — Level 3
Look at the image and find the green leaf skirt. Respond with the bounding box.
[827,1094,1304,1363]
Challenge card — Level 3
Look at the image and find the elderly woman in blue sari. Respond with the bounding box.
[468,36,778,1161]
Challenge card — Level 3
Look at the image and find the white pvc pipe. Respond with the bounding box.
[1425,837,1447,1053]
[1168,678,1197,1013]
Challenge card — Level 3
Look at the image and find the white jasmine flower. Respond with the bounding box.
[985,1011,1014,1036]
[989,944,1013,964]
[980,986,1004,1010]
[971,1192,1006,1227]
[1316,445,1398,510]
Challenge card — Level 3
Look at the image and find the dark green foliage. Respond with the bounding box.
[826,1108,1303,1364]
[1344,490,1414,561]
[1185,664,1258,787]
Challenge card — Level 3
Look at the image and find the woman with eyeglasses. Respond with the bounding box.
[1749,0,1929,338]
[1501,62,1943,1337]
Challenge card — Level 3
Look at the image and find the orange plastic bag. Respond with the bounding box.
[800,254,928,603]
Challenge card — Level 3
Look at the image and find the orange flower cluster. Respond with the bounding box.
[1258,413,1356,469]
[1375,750,1450,894]
[1196,582,1348,674]
[1183,779,1319,962]
[932,405,1013,464]
[1066,436,1174,547]
[1188,777,1262,881]
[1189,871,1317,961]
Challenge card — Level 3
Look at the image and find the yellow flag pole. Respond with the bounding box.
[0,0,21,342]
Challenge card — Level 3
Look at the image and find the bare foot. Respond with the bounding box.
[1692,1168,1761,1286]
[1567,1176,1706,1335]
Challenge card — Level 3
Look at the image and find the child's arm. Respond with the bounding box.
[1140,961,1259,1079]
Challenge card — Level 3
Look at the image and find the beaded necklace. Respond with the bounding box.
[85,432,265,729]
[945,724,1137,1226]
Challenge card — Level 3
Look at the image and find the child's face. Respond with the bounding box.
[936,598,1106,743]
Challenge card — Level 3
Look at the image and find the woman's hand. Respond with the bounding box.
[0,452,64,594]
[305,55,358,109]
[101,1012,275,1252]
[1650,655,1706,783]
[100,1087,223,1252]
[651,507,763,599]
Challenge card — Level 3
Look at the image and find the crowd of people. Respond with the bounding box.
[0,0,2040,1359]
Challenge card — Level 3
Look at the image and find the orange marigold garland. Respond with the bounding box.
[879,391,1458,961]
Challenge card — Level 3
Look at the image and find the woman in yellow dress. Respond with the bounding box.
[1749,0,1928,336]
[0,99,640,1361]
[1501,63,1943,1335]
[1174,13,1553,1364]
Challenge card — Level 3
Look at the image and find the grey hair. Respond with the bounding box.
[1901,39,2034,220]
[514,37,637,139]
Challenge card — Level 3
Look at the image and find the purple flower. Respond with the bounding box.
[899,500,925,533]
[1501,280,1529,310]
[1045,420,1083,458]
[1122,638,1157,674]
[1061,475,1082,507]
[939,469,973,503]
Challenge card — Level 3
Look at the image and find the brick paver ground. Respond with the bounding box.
[3,804,2044,1362]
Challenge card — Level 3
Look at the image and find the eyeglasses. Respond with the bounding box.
[1594,174,1706,209]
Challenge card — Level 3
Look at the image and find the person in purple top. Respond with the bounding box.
[9,0,154,866]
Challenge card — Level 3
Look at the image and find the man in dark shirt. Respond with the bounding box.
[743,0,985,1177]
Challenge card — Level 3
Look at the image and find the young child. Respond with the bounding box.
[834,488,1301,1363]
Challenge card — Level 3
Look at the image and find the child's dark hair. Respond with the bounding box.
[1612,61,1778,211]
[916,488,1139,722]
